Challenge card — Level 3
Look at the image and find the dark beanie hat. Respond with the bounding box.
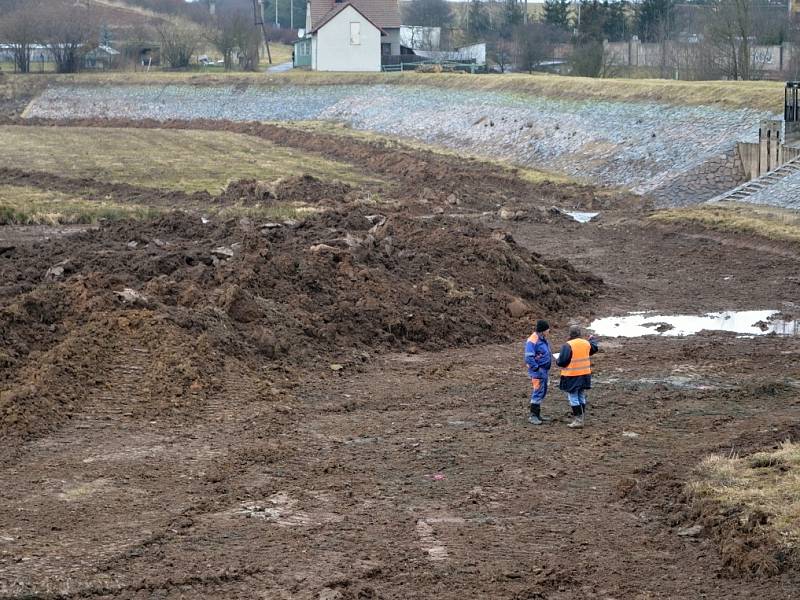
[536,319,550,333]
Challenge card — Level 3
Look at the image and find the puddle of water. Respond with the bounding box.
[564,211,599,223]
[589,310,798,338]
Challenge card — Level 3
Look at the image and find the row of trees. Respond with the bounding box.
[0,1,100,73]
[401,0,800,80]
[0,0,266,73]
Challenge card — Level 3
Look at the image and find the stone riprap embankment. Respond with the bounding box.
[730,170,800,209]
[25,84,772,206]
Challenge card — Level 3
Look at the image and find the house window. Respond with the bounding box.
[350,22,360,45]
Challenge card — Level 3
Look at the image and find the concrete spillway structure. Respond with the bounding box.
[711,82,800,206]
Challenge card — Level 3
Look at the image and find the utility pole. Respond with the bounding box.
[255,0,273,64]
[524,0,528,25]
[291,0,294,29]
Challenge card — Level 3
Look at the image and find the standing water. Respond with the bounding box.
[589,310,798,338]
[564,211,599,223]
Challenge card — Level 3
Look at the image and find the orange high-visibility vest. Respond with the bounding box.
[561,338,592,376]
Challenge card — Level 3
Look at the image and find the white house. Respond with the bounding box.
[296,0,401,71]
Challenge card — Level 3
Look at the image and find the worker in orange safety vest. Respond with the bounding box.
[555,326,599,429]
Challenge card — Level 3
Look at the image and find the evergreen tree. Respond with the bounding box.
[636,0,676,43]
[502,0,524,35]
[543,0,572,31]
[404,0,453,28]
[602,0,627,42]
[577,0,606,42]
[467,0,491,41]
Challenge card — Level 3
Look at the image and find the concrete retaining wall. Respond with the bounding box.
[651,148,747,206]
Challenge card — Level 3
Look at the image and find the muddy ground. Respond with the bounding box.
[1,118,799,599]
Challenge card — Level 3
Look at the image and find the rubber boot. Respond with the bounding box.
[528,403,543,425]
[567,404,584,429]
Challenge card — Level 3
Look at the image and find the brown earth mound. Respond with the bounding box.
[221,175,354,205]
[684,495,793,577]
[1,208,601,441]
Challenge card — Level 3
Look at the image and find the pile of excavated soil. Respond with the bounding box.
[1,208,601,441]
[220,175,354,205]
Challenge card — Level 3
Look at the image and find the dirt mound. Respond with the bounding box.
[684,495,794,577]
[1,209,601,441]
[221,175,353,205]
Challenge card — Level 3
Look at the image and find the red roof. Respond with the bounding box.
[310,0,401,30]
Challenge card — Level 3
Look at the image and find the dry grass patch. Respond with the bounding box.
[213,203,309,221]
[265,44,293,66]
[0,185,161,225]
[0,184,328,226]
[688,441,800,570]
[0,125,379,193]
[652,202,800,244]
[37,71,786,112]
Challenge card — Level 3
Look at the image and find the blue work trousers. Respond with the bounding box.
[530,375,549,406]
[567,390,587,408]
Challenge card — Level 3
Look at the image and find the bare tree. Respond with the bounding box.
[708,0,754,80]
[234,16,262,71]
[0,5,40,73]
[157,23,201,69]
[36,3,99,73]
[570,41,621,78]
[514,22,565,73]
[406,26,440,51]
[490,38,515,73]
[207,11,246,70]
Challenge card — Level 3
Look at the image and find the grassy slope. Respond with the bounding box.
[652,202,800,244]
[0,125,380,193]
[15,71,785,113]
[689,441,800,560]
[0,184,313,225]
[0,185,161,225]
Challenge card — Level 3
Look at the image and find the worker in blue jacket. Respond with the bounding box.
[524,319,552,425]
[556,326,599,429]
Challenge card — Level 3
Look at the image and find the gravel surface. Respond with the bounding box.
[26,84,772,198]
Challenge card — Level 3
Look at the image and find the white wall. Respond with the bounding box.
[313,5,381,72]
[383,28,401,55]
